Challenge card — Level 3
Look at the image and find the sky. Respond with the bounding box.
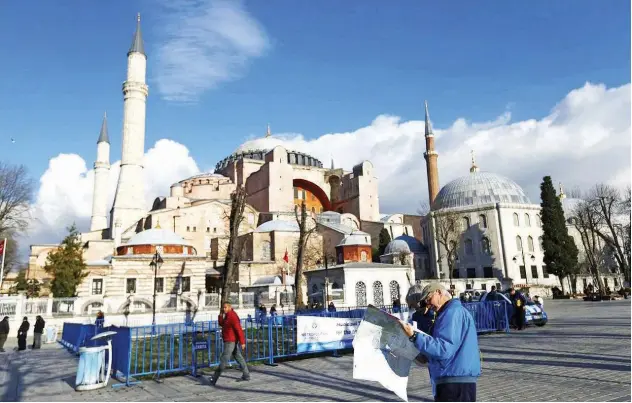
[0,0,630,256]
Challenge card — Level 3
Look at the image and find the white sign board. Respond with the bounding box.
[296,316,361,353]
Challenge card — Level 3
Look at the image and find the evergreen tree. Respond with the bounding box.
[540,176,579,293]
[44,224,87,297]
[378,228,392,257]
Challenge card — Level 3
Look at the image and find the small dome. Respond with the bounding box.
[434,171,531,210]
[125,228,189,247]
[392,235,425,254]
[385,239,411,255]
[337,232,371,247]
[255,220,299,233]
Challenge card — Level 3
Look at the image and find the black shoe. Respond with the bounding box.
[209,376,217,386]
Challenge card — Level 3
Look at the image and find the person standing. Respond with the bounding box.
[211,302,250,385]
[509,288,527,331]
[401,283,481,402]
[0,316,9,352]
[32,316,45,349]
[17,317,30,351]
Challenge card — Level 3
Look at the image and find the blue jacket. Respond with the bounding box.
[413,299,481,384]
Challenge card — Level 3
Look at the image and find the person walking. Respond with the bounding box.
[401,283,481,402]
[0,316,9,352]
[211,302,250,385]
[32,315,45,349]
[509,288,527,330]
[17,317,30,351]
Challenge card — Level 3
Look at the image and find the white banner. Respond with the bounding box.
[296,316,361,353]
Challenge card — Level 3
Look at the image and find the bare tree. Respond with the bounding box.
[416,200,430,216]
[572,200,607,294]
[0,162,34,235]
[294,201,318,309]
[432,210,461,285]
[220,185,248,307]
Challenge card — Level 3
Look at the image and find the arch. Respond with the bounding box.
[389,281,400,302]
[117,297,153,313]
[482,237,491,255]
[355,281,367,306]
[524,213,531,226]
[81,298,108,314]
[513,213,520,226]
[516,235,523,251]
[478,214,487,229]
[373,281,384,306]
[462,216,471,229]
[538,236,543,251]
[180,295,198,310]
[527,236,535,252]
[360,250,368,262]
[292,179,332,211]
[535,215,542,227]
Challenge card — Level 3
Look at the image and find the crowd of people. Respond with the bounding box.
[0,315,46,352]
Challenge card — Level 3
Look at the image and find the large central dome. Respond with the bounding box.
[434,171,531,209]
[234,136,291,154]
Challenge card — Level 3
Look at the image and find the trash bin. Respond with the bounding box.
[75,330,117,391]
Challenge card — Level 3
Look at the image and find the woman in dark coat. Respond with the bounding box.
[17,317,29,351]
[32,316,45,349]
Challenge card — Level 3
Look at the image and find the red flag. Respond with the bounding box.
[0,239,5,256]
[283,249,289,263]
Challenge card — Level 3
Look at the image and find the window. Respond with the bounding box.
[604,278,609,288]
[481,283,487,290]
[481,238,491,255]
[527,236,535,252]
[582,278,588,289]
[479,214,487,229]
[213,227,217,233]
[542,265,549,278]
[531,265,539,278]
[516,236,523,251]
[535,215,541,227]
[373,281,384,306]
[524,213,531,226]
[538,236,543,251]
[614,278,619,287]
[261,241,271,261]
[389,281,400,302]
[192,226,197,232]
[186,226,190,232]
[92,279,103,295]
[467,268,476,278]
[311,207,316,214]
[126,278,136,294]
[452,269,460,279]
[519,266,526,279]
[513,213,520,226]
[155,278,164,293]
[294,187,300,199]
[465,239,474,255]
[360,250,368,262]
[462,216,470,229]
[181,277,191,292]
[355,282,367,306]
[483,267,493,278]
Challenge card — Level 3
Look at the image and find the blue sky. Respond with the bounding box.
[0,0,629,178]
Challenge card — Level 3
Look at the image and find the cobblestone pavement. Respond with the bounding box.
[0,300,629,402]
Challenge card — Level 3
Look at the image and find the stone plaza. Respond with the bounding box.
[0,300,630,402]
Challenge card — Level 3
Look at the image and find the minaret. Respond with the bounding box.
[558,182,566,200]
[266,123,271,137]
[423,101,440,206]
[90,113,111,231]
[111,13,149,234]
[469,150,479,173]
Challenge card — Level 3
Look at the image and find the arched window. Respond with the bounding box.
[516,235,523,251]
[462,216,470,229]
[389,281,400,302]
[372,281,384,306]
[535,215,541,227]
[482,238,491,255]
[528,236,534,252]
[465,239,474,255]
[538,236,543,251]
[513,213,520,226]
[360,250,368,262]
[479,214,487,229]
[355,282,367,306]
[524,213,531,226]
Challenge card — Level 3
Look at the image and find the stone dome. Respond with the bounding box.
[385,239,411,255]
[434,171,531,210]
[234,137,292,154]
[125,228,189,247]
[337,232,371,247]
[392,235,425,254]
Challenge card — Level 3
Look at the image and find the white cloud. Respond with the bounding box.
[25,82,630,253]
[153,0,270,102]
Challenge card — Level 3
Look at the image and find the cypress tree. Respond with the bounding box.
[44,224,88,297]
[378,228,392,257]
[540,176,579,293]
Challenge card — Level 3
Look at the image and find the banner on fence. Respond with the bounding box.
[296,316,361,353]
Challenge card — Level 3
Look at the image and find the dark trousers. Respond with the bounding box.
[0,334,7,351]
[17,336,27,351]
[213,342,250,382]
[435,382,476,402]
[32,333,42,349]
[514,307,526,330]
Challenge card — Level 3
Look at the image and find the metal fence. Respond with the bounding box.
[23,299,48,315]
[0,299,17,316]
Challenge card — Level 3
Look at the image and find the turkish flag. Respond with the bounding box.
[0,239,5,256]
[283,249,289,263]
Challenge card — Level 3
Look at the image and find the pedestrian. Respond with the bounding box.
[270,304,277,316]
[509,288,527,331]
[210,302,250,385]
[328,301,336,312]
[17,317,30,351]
[488,285,497,298]
[95,311,105,328]
[32,315,45,349]
[393,298,402,313]
[0,316,9,352]
[401,283,481,402]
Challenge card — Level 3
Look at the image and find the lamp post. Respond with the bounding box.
[513,251,535,286]
[324,254,329,304]
[150,250,164,326]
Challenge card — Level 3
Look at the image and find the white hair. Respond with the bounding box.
[441,290,452,298]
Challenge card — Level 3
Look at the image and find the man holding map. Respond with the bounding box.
[401,283,481,402]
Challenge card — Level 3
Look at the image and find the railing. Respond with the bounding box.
[22,298,48,315]
[52,298,76,317]
[0,300,17,316]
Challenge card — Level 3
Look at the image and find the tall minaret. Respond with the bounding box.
[111,13,149,234]
[423,101,440,206]
[90,113,111,231]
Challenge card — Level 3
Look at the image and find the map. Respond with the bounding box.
[352,305,427,402]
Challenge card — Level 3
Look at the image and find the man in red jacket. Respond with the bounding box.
[210,302,250,385]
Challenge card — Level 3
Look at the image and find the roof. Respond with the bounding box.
[337,232,371,247]
[307,262,409,272]
[393,234,426,254]
[97,113,109,144]
[252,275,295,286]
[86,259,111,266]
[125,228,190,247]
[206,267,221,276]
[385,239,410,254]
[128,13,145,56]
[434,171,531,210]
[318,220,357,235]
[255,220,299,233]
[181,172,230,182]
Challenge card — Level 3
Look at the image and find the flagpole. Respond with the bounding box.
[0,238,6,293]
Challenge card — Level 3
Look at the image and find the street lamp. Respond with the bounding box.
[513,252,535,285]
[149,250,164,326]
